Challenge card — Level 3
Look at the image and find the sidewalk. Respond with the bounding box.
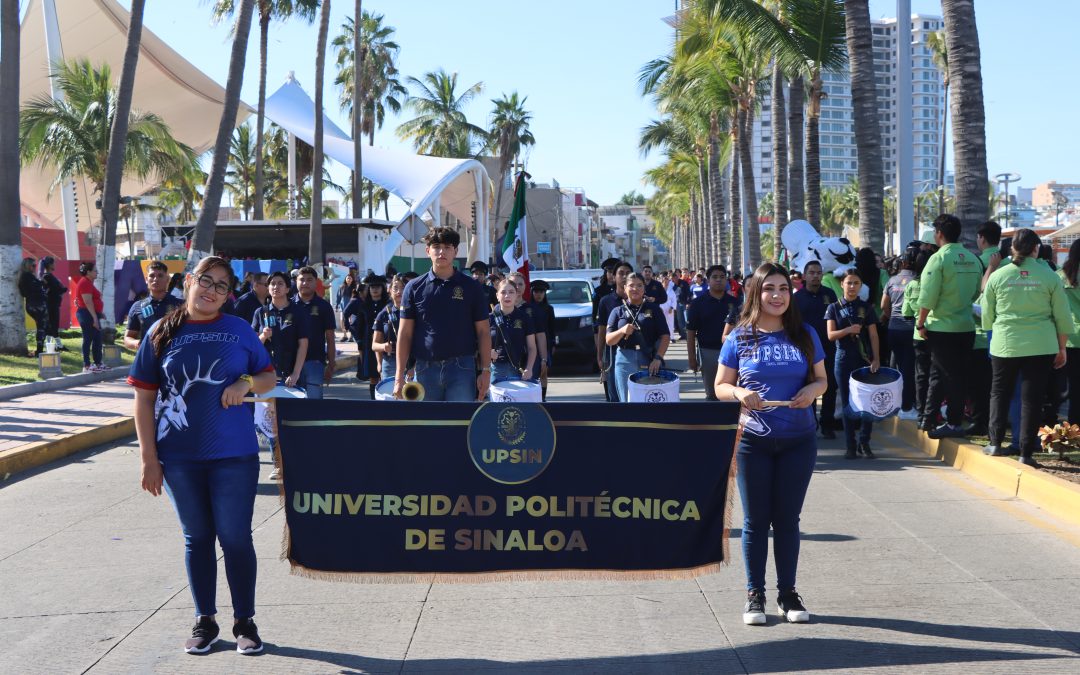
[0,340,362,478]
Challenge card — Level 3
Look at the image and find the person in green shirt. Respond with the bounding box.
[917,215,983,438]
[981,228,1071,467]
[902,249,936,430]
[1057,239,1080,425]
[966,220,1003,435]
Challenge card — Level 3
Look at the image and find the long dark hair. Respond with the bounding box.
[151,257,235,358]
[737,262,816,372]
[1063,239,1080,288]
[1010,228,1041,268]
[854,248,880,300]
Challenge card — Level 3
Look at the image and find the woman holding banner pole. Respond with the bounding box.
[716,262,827,626]
[128,256,276,654]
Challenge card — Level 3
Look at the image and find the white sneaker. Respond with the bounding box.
[898,408,919,421]
[743,590,767,625]
[777,590,810,623]
[268,467,281,480]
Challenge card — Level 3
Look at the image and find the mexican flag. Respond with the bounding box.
[501,173,531,300]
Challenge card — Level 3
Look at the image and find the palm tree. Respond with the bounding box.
[310,0,331,262]
[770,59,788,258]
[488,91,536,238]
[189,0,255,264]
[226,124,258,219]
[844,0,884,252]
[333,9,406,217]
[396,69,485,158]
[788,75,806,221]
[941,0,988,248]
[213,0,318,221]
[152,162,207,224]
[0,0,24,353]
[926,29,949,215]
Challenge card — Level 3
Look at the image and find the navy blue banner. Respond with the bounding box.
[275,400,741,580]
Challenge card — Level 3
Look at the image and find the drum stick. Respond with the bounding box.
[759,400,792,407]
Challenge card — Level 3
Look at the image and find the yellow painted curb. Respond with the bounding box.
[882,418,1080,529]
[0,417,135,479]
[0,355,360,480]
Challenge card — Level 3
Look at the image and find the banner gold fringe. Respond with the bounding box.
[721,416,747,565]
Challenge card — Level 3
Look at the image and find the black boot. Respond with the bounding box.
[541,386,547,402]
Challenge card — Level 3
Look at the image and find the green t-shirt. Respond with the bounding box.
[982,257,1071,358]
[1057,268,1080,350]
[918,242,982,332]
[901,277,923,342]
[972,246,998,350]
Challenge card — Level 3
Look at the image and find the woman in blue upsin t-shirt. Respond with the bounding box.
[128,256,277,656]
[717,262,827,628]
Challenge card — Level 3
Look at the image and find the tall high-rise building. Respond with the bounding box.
[750,14,946,211]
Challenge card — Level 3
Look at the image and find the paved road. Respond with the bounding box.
[2,342,1080,673]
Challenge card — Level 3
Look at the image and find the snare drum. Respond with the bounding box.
[489,378,543,402]
[627,369,681,403]
[846,366,902,421]
[254,385,306,439]
[374,376,396,401]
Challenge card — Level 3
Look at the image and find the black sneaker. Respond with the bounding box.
[859,442,875,459]
[743,589,766,625]
[844,448,858,460]
[184,616,220,654]
[776,589,810,623]
[928,423,965,439]
[1017,456,1042,469]
[821,427,836,440]
[233,618,264,654]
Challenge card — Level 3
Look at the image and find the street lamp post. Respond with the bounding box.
[994,172,1021,230]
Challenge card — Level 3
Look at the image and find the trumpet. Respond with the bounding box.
[401,380,425,401]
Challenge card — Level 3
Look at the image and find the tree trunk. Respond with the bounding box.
[740,106,761,269]
[941,0,988,249]
[938,80,948,215]
[189,0,255,267]
[696,153,710,265]
[805,73,823,231]
[309,0,331,262]
[729,119,742,274]
[0,0,25,353]
[688,191,698,268]
[708,117,727,267]
[253,9,268,221]
[771,64,788,259]
[845,0,885,253]
[98,0,145,331]
[787,75,806,222]
[352,0,364,221]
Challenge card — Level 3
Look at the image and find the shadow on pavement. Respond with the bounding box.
[817,614,1080,654]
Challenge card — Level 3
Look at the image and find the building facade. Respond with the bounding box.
[1033,182,1080,208]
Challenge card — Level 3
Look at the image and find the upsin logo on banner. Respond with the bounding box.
[274,399,741,582]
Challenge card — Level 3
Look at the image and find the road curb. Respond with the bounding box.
[0,366,127,402]
[883,417,1080,528]
[0,355,358,480]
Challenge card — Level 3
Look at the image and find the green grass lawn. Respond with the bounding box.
[0,329,135,386]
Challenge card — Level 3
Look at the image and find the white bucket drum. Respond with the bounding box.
[374,376,397,401]
[627,369,681,403]
[255,385,306,439]
[489,378,542,402]
[847,366,902,421]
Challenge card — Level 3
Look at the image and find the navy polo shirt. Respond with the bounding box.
[252,300,310,377]
[342,298,367,334]
[794,285,838,348]
[233,291,265,325]
[401,269,489,361]
[126,293,183,341]
[607,301,670,356]
[686,293,740,350]
[643,278,668,305]
[825,297,874,356]
[373,304,401,346]
[294,293,336,363]
[592,282,615,326]
[490,306,535,368]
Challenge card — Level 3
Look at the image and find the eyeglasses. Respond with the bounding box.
[196,274,231,296]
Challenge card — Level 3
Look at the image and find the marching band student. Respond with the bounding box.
[252,271,309,389]
[294,266,336,399]
[124,261,184,351]
[605,272,670,402]
[506,272,549,382]
[342,286,369,381]
[232,273,270,325]
[686,265,739,401]
[360,275,389,398]
[596,261,633,402]
[641,265,668,305]
[489,278,537,382]
[395,227,492,401]
[715,262,827,626]
[470,260,498,307]
[529,279,557,400]
[128,256,276,655]
[826,270,881,459]
[372,274,407,380]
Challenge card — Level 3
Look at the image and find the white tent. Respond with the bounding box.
[263,76,491,264]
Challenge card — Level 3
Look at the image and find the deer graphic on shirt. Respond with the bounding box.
[156,355,227,440]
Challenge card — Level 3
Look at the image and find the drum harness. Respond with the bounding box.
[621,300,664,371]
[493,307,529,379]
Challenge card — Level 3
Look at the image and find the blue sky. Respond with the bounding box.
[123,1,1079,204]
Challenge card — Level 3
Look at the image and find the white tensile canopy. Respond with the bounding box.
[18,0,252,237]
[263,76,491,264]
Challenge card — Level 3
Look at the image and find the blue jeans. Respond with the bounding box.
[836,349,874,450]
[888,328,916,411]
[75,308,102,367]
[380,355,397,379]
[299,360,325,399]
[415,355,477,402]
[491,361,522,382]
[675,302,687,336]
[161,454,259,619]
[614,348,649,402]
[736,432,817,592]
